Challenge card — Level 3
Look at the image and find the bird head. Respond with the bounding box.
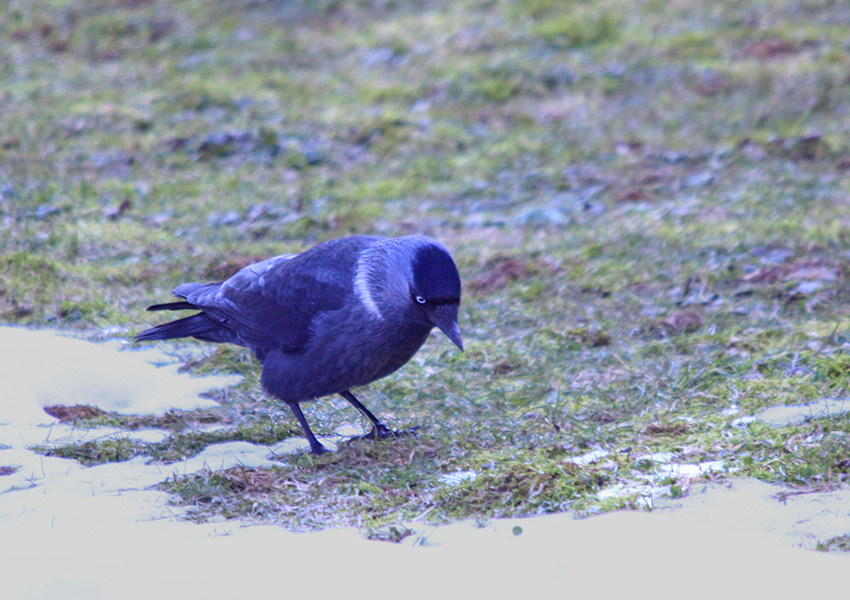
[356,236,464,350]
[408,240,463,351]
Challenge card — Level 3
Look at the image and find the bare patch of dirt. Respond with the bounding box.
[646,422,690,436]
[43,404,108,422]
[469,257,531,292]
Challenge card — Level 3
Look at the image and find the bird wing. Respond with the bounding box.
[173,252,348,354]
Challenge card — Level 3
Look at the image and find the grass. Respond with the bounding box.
[4,0,850,536]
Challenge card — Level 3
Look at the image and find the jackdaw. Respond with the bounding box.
[136,235,462,454]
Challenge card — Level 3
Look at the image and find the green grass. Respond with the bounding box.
[4,0,850,536]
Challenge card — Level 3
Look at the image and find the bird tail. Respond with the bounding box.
[146,301,197,312]
[136,312,226,343]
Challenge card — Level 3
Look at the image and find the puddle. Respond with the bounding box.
[756,398,850,427]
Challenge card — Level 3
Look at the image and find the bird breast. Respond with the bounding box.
[260,303,432,403]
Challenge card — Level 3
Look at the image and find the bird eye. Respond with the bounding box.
[415,295,427,305]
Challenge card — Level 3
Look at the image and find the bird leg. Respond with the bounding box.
[339,391,417,441]
[287,402,328,455]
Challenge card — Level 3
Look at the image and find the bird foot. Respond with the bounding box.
[353,424,420,443]
[308,441,330,455]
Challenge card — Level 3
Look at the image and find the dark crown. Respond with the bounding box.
[412,244,461,303]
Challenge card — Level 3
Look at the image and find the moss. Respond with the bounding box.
[472,74,521,103]
[532,12,622,48]
[37,438,146,466]
[434,456,606,519]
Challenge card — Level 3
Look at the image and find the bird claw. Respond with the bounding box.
[353,424,420,443]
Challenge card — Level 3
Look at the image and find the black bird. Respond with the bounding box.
[136,235,463,454]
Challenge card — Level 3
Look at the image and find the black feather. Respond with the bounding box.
[135,313,227,343]
[146,301,196,312]
[135,235,462,456]
[412,244,461,303]
[136,236,377,353]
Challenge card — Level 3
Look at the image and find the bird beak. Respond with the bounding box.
[430,304,464,351]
